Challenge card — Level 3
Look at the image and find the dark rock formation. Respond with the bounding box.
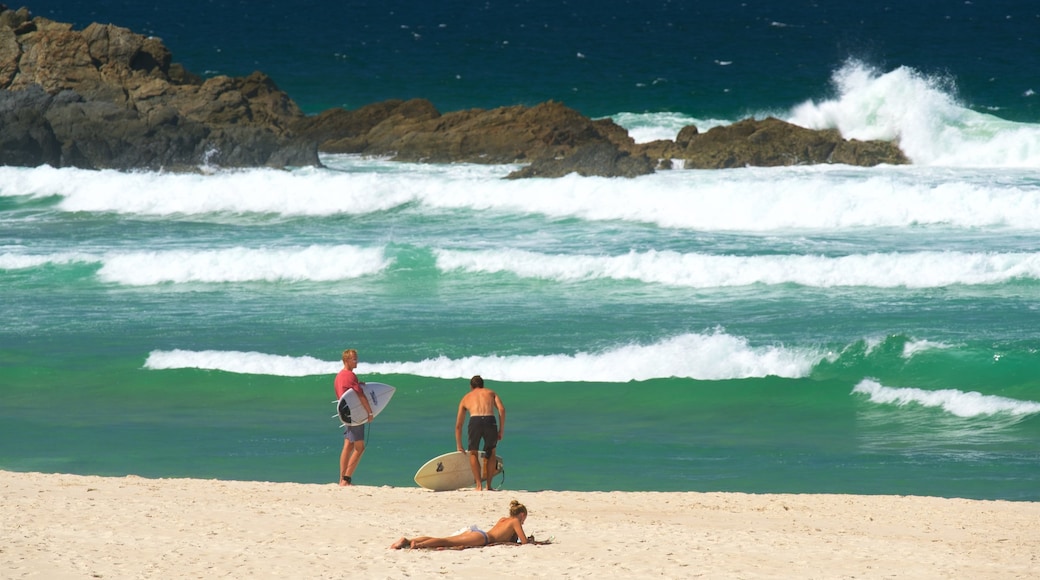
[673,117,908,169]
[0,7,909,174]
[0,6,317,170]
[505,142,655,179]
[0,85,61,165]
[291,98,441,156]
[498,116,907,177]
[292,99,635,165]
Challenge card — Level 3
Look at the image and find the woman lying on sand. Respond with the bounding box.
[390,500,529,549]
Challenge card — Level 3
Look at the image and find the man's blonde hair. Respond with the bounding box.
[342,349,357,364]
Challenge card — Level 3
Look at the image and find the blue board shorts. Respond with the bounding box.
[344,424,365,442]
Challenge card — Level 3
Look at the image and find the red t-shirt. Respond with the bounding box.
[334,368,360,399]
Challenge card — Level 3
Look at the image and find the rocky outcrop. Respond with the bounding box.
[0,7,909,175]
[0,7,317,170]
[505,142,655,179]
[669,117,908,169]
[290,100,907,177]
[292,99,635,165]
[496,116,907,177]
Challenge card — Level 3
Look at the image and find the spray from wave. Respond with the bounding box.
[789,60,1040,168]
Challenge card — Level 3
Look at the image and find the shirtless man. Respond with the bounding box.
[454,375,506,491]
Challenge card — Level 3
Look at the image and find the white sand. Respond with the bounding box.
[2,470,1038,578]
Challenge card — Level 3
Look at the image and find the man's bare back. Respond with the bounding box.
[460,387,500,416]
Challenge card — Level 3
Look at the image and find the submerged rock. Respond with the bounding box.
[505,142,655,179]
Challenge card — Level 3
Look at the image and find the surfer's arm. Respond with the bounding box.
[358,389,374,418]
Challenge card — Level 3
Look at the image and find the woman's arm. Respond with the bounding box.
[512,519,528,544]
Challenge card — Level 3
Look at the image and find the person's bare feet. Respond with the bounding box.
[389,537,409,549]
[340,475,352,487]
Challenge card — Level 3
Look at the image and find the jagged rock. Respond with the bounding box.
[633,139,684,169]
[293,100,633,164]
[675,124,699,148]
[0,84,60,166]
[293,100,418,146]
[829,138,910,166]
[0,14,21,87]
[0,7,317,170]
[292,98,441,154]
[0,7,909,174]
[505,141,655,179]
[677,117,908,168]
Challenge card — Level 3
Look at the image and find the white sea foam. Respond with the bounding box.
[435,248,1040,288]
[901,339,955,359]
[11,246,1040,289]
[5,63,1040,235]
[4,160,1040,231]
[789,60,1040,167]
[852,379,1040,418]
[1,246,390,285]
[145,349,336,376]
[610,112,729,143]
[97,245,389,285]
[0,251,98,270]
[145,332,825,382]
[0,165,421,215]
[425,168,1040,230]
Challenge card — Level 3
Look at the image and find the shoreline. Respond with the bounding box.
[2,470,1037,578]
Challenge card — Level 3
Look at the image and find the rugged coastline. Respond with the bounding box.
[0,6,908,175]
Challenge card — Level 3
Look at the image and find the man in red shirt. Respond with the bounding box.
[335,348,373,486]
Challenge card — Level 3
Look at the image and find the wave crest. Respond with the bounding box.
[98,245,389,285]
[145,331,824,382]
[436,248,1040,289]
[852,378,1040,418]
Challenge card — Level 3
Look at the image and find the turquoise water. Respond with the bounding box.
[3,1,1040,500]
[3,152,1040,500]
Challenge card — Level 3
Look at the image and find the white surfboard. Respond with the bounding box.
[413,451,505,491]
[334,382,395,426]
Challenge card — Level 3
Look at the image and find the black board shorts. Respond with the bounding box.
[467,415,498,453]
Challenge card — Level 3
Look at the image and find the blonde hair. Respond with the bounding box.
[342,349,357,364]
[508,500,527,517]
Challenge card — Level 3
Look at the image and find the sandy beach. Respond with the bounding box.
[2,470,1037,579]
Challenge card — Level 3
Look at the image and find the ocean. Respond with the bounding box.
[2,0,1039,500]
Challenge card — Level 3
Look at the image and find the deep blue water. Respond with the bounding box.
[40,0,1040,119]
